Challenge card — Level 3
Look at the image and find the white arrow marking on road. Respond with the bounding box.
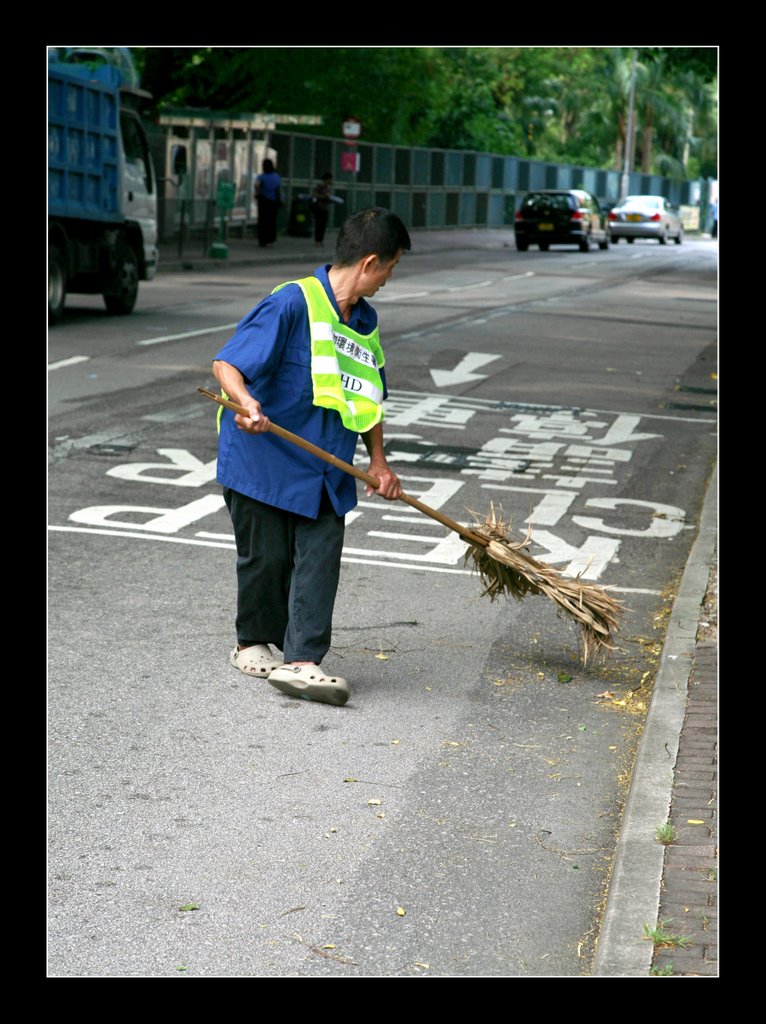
[430,352,501,388]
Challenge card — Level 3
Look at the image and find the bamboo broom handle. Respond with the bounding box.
[197,387,489,548]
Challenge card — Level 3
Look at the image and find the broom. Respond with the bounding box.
[197,387,623,663]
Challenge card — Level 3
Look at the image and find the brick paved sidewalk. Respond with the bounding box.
[651,625,718,975]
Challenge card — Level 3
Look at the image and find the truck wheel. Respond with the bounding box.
[103,241,139,315]
[49,246,66,325]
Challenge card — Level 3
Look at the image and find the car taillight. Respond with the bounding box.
[649,213,661,221]
[608,211,616,221]
[515,210,523,221]
[570,210,583,220]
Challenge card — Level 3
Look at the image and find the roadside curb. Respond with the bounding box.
[155,228,712,275]
[592,461,718,976]
[157,244,322,274]
[154,227,524,275]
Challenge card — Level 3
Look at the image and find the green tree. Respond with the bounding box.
[422,49,521,152]
[133,46,717,179]
[631,49,717,179]
[529,49,628,167]
[136,47,438,146]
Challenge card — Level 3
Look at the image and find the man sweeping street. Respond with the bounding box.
[211,207,411,706]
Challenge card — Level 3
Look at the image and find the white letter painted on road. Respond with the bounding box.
[525,529,620,580]
[525,491,577,526]
[589,414,662,447]
[344,529,468,566]
[69,495,226,534]
[572,498,687,538]
[107,449,217,488]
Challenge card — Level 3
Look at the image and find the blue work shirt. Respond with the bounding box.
[214,265,387,519]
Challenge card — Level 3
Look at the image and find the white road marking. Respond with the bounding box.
[448,279,493,291]
[48,524,652,590]
[367,531,453,543]
[342,534,466,564]
[51,392,712,591]
[588,408,716,424]
[341,556,472,575]
[68,493,226,534]
[137,323,238,347]
[49,524,235,549]
[378,272,534,302]
[48,355,90,371]
[48,524,475,575]
[381,515,437,524]
[431,352,501,388]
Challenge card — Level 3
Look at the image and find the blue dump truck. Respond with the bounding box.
[48,48,158,323]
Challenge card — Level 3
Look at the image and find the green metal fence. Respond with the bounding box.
[154,118,708,242]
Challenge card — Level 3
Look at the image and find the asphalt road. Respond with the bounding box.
[48,230,718,977]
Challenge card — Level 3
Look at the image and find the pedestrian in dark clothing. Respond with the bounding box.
[311,172,338,246]
[254,158,282,247]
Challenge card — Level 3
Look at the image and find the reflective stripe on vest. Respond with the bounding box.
[216,392,226,433]
[274,276,386,433]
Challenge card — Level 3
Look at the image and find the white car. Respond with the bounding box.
[608,195,683,245]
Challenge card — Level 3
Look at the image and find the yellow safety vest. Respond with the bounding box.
[274,275,386,433]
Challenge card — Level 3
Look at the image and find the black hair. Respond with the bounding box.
[334,207,411,267]
[262,158,275,173]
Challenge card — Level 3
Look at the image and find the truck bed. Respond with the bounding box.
[48,63,123,223]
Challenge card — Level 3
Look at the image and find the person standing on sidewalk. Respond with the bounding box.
[211,207,411,706]
[254,158,282,247]
[311,172,340,247]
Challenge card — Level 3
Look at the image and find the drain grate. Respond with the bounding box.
[88,442,138,455]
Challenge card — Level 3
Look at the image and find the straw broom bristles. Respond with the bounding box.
[464,503,624,664]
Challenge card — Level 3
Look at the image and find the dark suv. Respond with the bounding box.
[514,189,610,252]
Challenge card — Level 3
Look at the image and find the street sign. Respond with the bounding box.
[342,118,362,140]
[341,151,360,173]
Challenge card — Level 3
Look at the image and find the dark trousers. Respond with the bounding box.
[313,205,330,243]
[223,488,345,663]
[256,198,279,246]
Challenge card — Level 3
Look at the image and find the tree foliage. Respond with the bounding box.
[135,46,717,179]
